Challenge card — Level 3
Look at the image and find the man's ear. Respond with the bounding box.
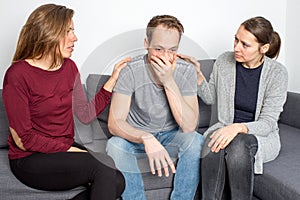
[260,43,270,54]
[144,38,149,50]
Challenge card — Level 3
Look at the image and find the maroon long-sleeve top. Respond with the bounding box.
[2,58,111,159]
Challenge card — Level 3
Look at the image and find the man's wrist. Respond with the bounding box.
[141,134,154,144]
[163,78,176,89]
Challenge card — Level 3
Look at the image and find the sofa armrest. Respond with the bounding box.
[279,92,300,129]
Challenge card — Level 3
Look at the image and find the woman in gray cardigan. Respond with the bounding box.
[180,16,288,200]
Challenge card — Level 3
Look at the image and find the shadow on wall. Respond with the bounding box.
[79,29,210,82]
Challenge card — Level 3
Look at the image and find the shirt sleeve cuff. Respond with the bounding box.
[101,86,112,95]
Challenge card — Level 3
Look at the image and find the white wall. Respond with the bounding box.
[1,0,294,90]
[286,0,300,93]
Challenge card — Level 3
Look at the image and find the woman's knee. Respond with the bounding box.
[92,161,125,199]
[89,152,117,171]
[226,134,257,153]
[225,134,258,165]
[116,170,125,198]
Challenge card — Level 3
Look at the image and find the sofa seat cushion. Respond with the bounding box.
[253,123,300,200]
[0,149,85,200]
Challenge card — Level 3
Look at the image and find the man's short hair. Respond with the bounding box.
[146,15,184,42]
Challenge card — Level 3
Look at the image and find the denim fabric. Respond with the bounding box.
[201,134,258,200]
[106,128,204,200]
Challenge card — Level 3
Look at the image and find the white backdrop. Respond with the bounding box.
[1,0,298,92]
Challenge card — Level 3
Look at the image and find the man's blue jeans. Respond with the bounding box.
[106,128,204,200]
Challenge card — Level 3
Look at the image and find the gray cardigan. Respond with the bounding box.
[198,51,288,174]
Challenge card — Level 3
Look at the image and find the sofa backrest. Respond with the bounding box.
[0,91,9,149]
[85,59,216,137]
[197,59,215,131]
[279,91,300,129]
[0,59,216,149]
[85,74,113,140]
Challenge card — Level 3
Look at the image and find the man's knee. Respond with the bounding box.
[190,132,204,150]
[106,136,130,159]
[183,132,204,157]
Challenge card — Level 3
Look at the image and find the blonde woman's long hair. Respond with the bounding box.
[13,4,74,69]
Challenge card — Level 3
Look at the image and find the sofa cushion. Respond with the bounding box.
[253,123,300,200]
[0,90,9,148]
[0,149,85,199]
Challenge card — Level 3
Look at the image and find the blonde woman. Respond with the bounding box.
[3,4,130,200]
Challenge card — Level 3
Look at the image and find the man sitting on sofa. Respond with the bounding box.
[106,14,204,200]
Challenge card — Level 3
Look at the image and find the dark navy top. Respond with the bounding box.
[234,62,263,123]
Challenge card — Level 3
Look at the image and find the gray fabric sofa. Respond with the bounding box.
[0,59,299,200]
